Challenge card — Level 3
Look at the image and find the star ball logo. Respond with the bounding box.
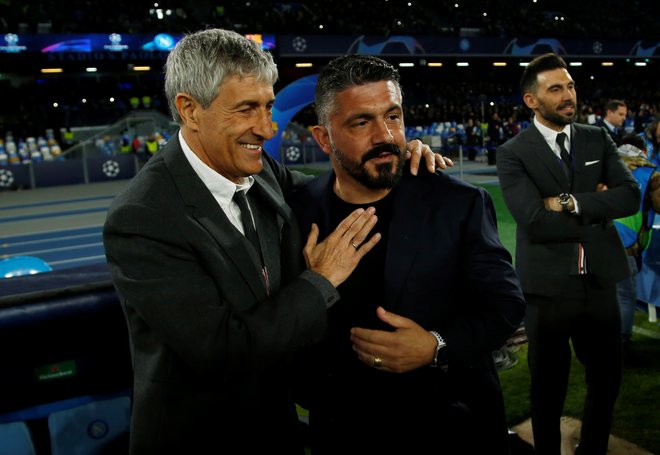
[104,33,128,51]
[1,33,27,53]
[102,160,120,178]
[0,169,15,188]
[292,36,307,52]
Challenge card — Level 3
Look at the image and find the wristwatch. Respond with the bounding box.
[557,193,572,211]
[429,331,448,369]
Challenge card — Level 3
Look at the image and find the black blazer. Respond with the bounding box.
[496,122,640,296]
[288,168,525,448]
[103,134,337,453]
[596,119,623,146]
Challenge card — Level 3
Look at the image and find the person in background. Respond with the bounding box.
[289,54,525,454]
[645,118,660,167]
[614,133,660,357]
[496,53,640,455]
[103,28,449,455]
[597,99,627,146]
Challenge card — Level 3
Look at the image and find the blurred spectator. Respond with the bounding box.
[614,134,660,356]
[597,100,628,146]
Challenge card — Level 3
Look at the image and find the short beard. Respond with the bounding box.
[332,142,404,190]
[545,111,575,127]
[540,100,576,127]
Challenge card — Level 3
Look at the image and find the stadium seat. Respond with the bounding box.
[48,395,130,455]
[0,421,37,455]
[0,256,53,279]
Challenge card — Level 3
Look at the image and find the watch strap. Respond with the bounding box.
[429,330,448,369]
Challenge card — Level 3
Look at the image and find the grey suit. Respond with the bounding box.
[103,134,337,454]
[497,122,640,455]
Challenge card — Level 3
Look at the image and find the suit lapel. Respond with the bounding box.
[570,124,587,177]
[250,174,303,292]
[162,135,268,300]
[525,124,569,188]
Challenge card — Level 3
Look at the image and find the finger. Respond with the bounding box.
[423,148,436,173]
[350,212,379,245]
[352,340,382,362]
[407,141,422,176]
[435,153,454,169]
[376,306,412,330]
[305,223,319,250]
[303,223,319,267]
[353,232,381,258]
[328,208,365,240]
[343,207,376,240]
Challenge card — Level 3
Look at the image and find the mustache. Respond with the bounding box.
[361,143,402,165]
[559,101,575,109]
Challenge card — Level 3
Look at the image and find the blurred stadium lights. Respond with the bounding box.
[295,63,313,67]
[399,62,415,67]
[41,68,63,73]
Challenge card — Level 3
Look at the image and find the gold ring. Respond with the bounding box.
[373,356,382,368]
[351,242,359,250]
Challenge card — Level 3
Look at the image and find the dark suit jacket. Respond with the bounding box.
[103,134,337,454]
[596,119,623,146]
[288,168,525,448]
[496,122,640,296]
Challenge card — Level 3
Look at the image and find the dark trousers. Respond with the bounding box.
[525,275,622,455]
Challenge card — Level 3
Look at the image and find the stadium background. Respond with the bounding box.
[0,1,659,454]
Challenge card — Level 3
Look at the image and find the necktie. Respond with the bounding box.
[556,132,571,176]
[233,190,262,258]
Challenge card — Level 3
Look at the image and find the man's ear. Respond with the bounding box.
[522,93,536,110]
[312,125,332,156]
[175,93,200,131]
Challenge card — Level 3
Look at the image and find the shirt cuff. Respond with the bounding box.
[570,195,580,214]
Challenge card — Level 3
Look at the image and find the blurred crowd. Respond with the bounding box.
[0,0,658,161]
[2,1,659,39]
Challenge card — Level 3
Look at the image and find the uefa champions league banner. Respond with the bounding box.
[2,32,657,58]
[0,155,137,190]
[277,35,660,58]
[0,33,276,54]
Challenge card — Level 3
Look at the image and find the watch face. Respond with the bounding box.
[558,193,570,205]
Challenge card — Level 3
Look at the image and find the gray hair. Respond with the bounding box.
[315,55,402,126]
[164,28,278,124]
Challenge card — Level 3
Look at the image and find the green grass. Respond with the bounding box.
[480,183,660,454]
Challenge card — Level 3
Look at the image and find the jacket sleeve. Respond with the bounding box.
[103,190,337,382]
[441,187,525,363]
[572,127,640,223]
[497,130,640,244]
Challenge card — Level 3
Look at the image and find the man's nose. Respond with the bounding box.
[253,110,275,140]
[374,121,394,144]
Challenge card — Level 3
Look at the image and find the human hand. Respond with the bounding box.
[596,183,608,192]
[405,139,454,175]
[304,207,381,287]
[350,306,437,373]
[543,196,562,212]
